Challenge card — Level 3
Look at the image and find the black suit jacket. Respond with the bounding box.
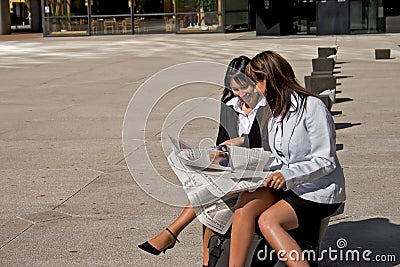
[216,101,270,150]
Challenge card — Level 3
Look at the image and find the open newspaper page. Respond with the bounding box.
[177,147,232,171]
[167,135,274,234]
[167,152,232,233]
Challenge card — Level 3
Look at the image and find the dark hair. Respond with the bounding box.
[221,56,251,103]
[246,51,315,118]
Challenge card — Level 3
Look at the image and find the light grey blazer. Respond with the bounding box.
[268,95,346,204]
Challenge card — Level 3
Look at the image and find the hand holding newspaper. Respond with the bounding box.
[167,135,274,234]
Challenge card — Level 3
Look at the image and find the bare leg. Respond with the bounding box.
[203,226,214,266]
[229,188,277,267]
[258,200,309,267]
[147,202,196,251]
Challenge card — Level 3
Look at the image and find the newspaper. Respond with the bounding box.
[167,135,274,234]
[319,88,336,102]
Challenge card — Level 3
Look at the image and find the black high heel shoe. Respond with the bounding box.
[138,228,180,255]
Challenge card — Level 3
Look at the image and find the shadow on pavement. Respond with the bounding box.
[335,122,362,130]
[336,144,344,151]
[320,218,400,266]
[331,111,343,116]
[335,97,353,104]
[336,75,353,79]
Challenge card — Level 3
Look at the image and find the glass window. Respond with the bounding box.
[90,0,131,35]
[350,0,380,33]
[225,0,249,32]
[43,0,89,36]
[133,14,176,33]
[176,0,223,33]
[131,0,176,33]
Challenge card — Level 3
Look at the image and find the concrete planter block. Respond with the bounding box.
[375,49,391,59]
[305,75,337,95]
[318,47,337,58]
[312,58,335,74]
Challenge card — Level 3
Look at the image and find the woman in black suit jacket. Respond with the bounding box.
[138,56,268,266]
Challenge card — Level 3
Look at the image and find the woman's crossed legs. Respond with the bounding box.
[229,188,310,267]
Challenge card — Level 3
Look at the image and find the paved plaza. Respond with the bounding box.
[0,32,399,266]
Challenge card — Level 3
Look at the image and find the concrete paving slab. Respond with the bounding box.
[123,143,189,207]
[19,210,71,224]
[342,166,400,218]
[0,140,122,170]
[0,216,203,267]
[0,118,123,141]
[0,168,100,220]
[54,169,187,218]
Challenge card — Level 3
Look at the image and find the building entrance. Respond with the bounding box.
[292,0,316,34]
[255,0,316,35]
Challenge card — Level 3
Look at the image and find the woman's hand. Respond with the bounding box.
[220,137,245,147]
[263,172,286,189]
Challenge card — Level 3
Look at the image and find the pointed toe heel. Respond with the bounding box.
[138,241,162,255]
[138,228,180,256]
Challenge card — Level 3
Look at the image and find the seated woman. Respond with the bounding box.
[138,56,269,266]
[228,51,346,267]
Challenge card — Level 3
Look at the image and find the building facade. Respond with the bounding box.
[1,0,400,36]
[42,0,232,36]
[255,0,400,35]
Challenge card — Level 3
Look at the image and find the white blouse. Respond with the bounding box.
[226,96,267,136]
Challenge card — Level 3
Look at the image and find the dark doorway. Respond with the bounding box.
[292,0,316,34]
[255,0,316,36]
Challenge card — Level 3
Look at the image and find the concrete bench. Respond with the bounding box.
[328,54,337,63]
[318,46,338,58]
[304,75,337,95]
[304,75,336,111]
[311,58,335,76]
[375,49,391,59]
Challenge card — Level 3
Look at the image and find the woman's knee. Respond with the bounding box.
[258,211,278,234]
[234,205,253,221]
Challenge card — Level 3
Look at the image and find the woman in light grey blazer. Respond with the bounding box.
[229,51,346,267]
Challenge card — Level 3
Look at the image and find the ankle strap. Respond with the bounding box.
[166,228,180,243]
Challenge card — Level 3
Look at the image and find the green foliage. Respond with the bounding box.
[197,0,217,12]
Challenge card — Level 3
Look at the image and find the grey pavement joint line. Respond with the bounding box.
[17,212,71,224]
[56,210,76,217]
[15,216,36,225]
[2,212,73,250]
[115,142,145,165]
[0,224,33,250]
[87,168,105,174]
[52,173,103,211]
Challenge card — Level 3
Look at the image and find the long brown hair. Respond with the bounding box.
[246,51,315,118]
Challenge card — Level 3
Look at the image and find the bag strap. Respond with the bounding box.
[208,235,226,267]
